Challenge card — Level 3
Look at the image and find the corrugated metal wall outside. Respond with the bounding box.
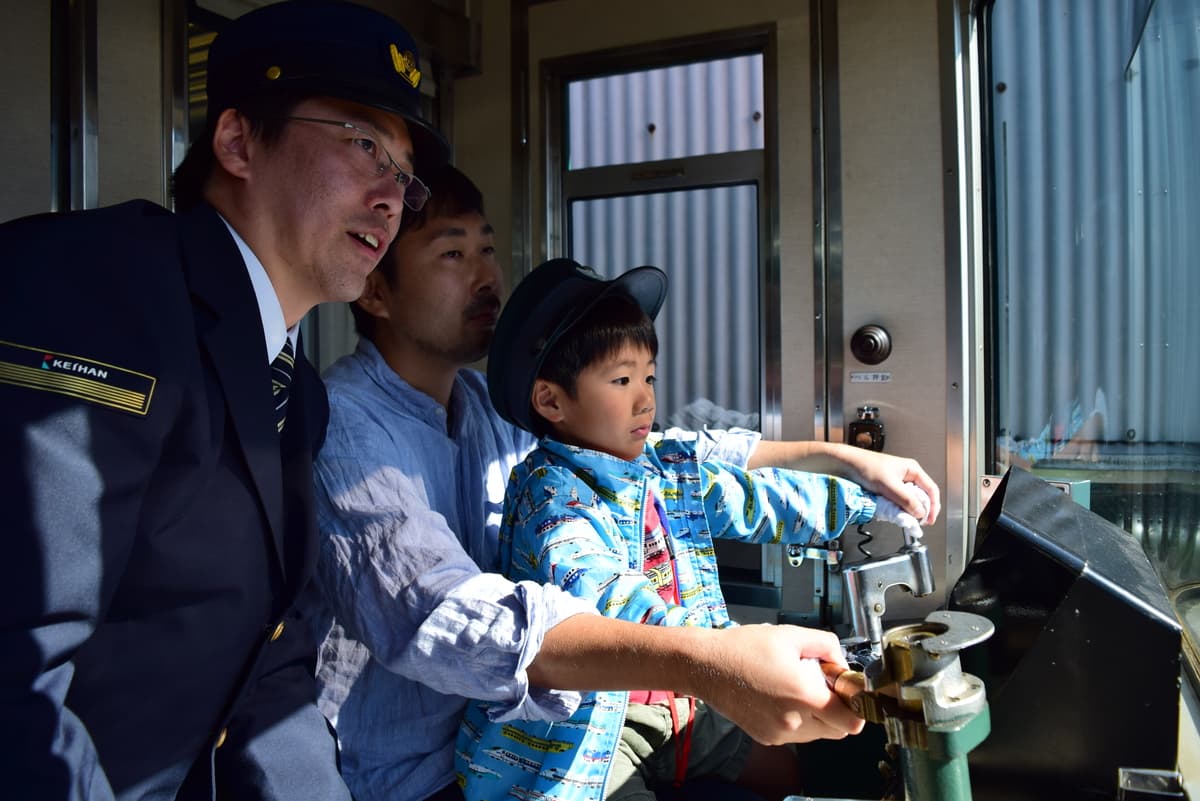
[991,0,1200,449]
[567,54,765,169]
[570,187,760,426]
[565,55,765,428]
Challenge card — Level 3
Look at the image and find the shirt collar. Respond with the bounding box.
[539,437,656,496]
[218,215,298,363]
[352,339,465,433]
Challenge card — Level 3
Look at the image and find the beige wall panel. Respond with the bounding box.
[1,4,53,222]
[838,0,948,619]
[775,15,816,443]
[98,0,165,207]
[527,0,795,57]
[453,1,514,276]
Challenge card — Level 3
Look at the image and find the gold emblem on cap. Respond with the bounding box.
[265,65,282,81]
[389,44,421,88]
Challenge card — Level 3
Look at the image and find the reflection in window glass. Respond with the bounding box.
[567,54,764,170]
[570,186,760,429]
[990,1,1200,642]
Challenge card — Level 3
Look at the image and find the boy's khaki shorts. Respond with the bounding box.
[605,698,756,801]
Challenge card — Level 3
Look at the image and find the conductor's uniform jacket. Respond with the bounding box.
[0,200,347,800]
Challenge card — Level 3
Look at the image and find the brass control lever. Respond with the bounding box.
[823,611,995,801]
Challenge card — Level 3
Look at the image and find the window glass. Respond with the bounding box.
[989,1,1200,646]
[566,54,764,170]
[570,186,760,429]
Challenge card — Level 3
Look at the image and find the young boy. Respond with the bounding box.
[455,259,924,801]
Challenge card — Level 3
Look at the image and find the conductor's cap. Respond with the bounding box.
[204,0,448,164]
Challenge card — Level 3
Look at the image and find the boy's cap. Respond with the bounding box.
[205,0,449,165]
[489,258,668,432]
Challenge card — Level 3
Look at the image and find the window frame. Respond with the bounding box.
[541,26,786,596]
[541,24,783,442]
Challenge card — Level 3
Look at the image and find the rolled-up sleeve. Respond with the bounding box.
[314,449,594,722]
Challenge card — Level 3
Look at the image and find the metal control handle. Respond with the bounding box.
[841,543,935,655]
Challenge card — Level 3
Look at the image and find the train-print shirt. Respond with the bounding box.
[455,433,879,801]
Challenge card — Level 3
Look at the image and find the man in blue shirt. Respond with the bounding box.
[311,164,941,801]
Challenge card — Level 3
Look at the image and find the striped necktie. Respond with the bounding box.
[271,339,295,433]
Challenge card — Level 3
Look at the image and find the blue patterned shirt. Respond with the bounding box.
[456,436,878,801]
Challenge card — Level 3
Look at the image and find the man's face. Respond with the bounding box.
[371,211,503,367]
[244,96,414,315]
[548,343,657,461]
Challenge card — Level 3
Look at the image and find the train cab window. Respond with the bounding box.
[552,50,771,431]
[986,1,1200,661]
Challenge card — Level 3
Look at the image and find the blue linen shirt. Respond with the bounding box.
[312,340,762,801]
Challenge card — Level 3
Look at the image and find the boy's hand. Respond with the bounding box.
[692,624,867,745]
[871,495,925,543]
[843,451,940,526]
[747,441,941,525]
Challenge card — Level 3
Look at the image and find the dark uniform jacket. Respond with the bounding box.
[0,201,347,800]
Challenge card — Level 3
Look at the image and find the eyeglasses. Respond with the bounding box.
[282,116,430,211]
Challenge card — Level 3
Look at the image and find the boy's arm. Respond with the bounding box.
[700,462,878,546]
[528,615,865,744]
[746,439,939,525]
[514,466,866,744]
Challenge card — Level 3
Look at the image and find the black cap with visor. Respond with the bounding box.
[488,258,668,434]
[204,0,450,168]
